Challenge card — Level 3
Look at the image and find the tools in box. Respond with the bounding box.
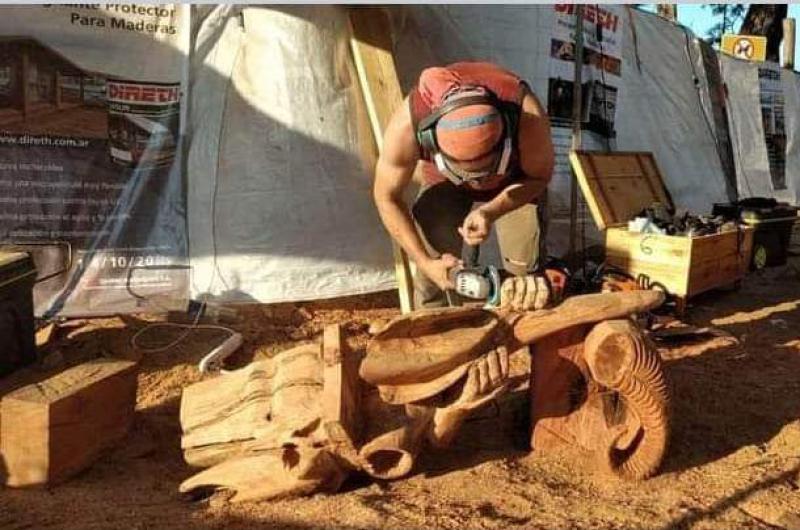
[570,151,754,315]
[628,203,740,238]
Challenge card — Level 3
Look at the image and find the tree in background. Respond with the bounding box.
[704,4,746,48]
[740,4,788,62]
[703,4,788,62]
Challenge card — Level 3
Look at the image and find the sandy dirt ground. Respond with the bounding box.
[1,256,799,530]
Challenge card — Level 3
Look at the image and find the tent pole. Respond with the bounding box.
[783,18,796,69]
[568,6,585,268]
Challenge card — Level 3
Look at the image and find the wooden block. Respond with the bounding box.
[322,324,362,447]
[1,358,137,487]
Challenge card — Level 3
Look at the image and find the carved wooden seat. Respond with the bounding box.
[362,291,664,388]
[360,307,502,386]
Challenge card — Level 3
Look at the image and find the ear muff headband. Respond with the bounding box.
[416,89,515,185]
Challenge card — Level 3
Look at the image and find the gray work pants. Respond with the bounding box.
[410,181,547,308]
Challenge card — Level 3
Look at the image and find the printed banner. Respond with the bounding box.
[547,4,623,135]
[0,5,190,316]
[758,63,787,191]
[546,4,624,228]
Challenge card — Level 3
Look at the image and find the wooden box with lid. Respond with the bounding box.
[569,151,753,314]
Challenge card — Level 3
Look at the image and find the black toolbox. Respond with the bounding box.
[0,250,37,376]
[713,198,800,269]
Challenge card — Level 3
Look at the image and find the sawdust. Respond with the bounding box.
[2,262,800,530]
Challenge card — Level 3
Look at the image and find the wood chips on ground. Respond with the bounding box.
[1,259,799,530]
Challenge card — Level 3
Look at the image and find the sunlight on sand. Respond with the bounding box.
[711,300,800,327]
[778,339,800,352]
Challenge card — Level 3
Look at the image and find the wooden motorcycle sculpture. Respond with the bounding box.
[178,291,670,502]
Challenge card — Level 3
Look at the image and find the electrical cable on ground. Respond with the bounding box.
[129,13,246,358]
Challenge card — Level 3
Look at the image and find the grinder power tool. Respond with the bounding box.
[448,245,504,306]
[448,246,572,308]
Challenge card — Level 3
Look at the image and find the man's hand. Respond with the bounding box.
[419,253,461,291]
[458,208,493,246]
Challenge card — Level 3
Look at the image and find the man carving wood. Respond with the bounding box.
[178,291,670,503]
[373,62,561,309]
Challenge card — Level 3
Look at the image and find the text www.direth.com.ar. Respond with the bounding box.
[0,134,90,148]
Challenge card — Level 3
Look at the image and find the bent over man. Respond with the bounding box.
[373,61,558,309]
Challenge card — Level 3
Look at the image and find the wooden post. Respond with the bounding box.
[783,18,796,69]
[656,4,677,22]
[348,7,415,314]
[322,324,362,448]
[568,6,585,266]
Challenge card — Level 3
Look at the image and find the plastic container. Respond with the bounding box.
[0,251,37,376]
[713,199,800,269]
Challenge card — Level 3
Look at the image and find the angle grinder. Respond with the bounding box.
[448,245,504,306]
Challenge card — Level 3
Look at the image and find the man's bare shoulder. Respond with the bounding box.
[517,87,554,180]
[381,96,420,169]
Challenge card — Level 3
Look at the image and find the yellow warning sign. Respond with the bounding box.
[721,34,767,62]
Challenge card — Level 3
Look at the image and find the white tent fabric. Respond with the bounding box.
[188,6,395,302]
[614,11,731,213]
[723,55,800,204]
[188,6,737,303]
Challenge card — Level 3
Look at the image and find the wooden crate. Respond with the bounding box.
[570,151,753,313]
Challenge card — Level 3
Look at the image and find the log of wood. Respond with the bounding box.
[511,291,663,347]
[180,344,324,468]
[1,358,137,487]
[362,291,663,387]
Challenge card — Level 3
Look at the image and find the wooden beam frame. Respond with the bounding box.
[348,7,415,314]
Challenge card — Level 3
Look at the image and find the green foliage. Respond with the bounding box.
[704,4,746,47]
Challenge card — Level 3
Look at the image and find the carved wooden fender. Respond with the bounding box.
[178,329,361,502]
[361,290,669,481]
[178,290,670,503]
[584,319,670,479]
[531,319,670,480]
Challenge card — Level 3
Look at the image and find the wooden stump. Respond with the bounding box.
[180,343,324,468]
[1,358,137,487]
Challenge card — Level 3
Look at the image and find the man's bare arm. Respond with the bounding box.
[373,98,460,289]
